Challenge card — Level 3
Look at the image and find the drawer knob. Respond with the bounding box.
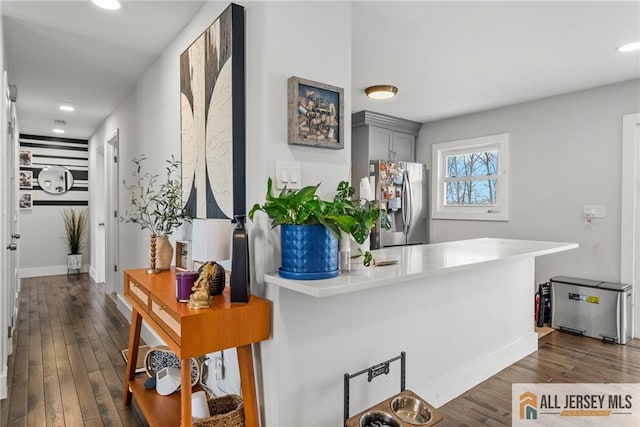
[159,305,166,311]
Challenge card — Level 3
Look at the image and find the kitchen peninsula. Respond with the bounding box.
[260,238,577,426]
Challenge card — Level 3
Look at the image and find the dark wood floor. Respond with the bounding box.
[1,274,146,427]
[1,274,639,426]
[437,324,640,425]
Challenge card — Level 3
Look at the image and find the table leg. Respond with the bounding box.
[181,358,193,427]
[237,344,259,427]
[123,309,143,406]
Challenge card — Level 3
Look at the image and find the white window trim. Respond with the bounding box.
[432,133,510,221]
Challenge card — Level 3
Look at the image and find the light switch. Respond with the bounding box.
[275,161,302,190]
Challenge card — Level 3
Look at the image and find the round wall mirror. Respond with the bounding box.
[38,165,74,194]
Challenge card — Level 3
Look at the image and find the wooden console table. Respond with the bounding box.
[123,268,271,427]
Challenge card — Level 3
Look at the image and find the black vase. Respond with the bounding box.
[230,215,250,303]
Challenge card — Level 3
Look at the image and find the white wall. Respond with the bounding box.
[18,207,85,277]
[245,3,352,425]
[416,79,640,285]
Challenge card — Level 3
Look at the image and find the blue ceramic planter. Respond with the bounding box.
[279,224,339,280]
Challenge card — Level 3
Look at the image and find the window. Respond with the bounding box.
[432,133,509,221]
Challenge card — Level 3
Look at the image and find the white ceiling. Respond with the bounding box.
[2,1,639,139]
[2,0,206,139]
[352,1,640,123]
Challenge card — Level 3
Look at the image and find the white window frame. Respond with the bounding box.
[432,133,509,221]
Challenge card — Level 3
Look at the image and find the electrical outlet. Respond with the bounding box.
[215,357,225,380]
[583,204,605,219]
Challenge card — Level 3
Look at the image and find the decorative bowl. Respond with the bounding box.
[391,395,432,425]
[359,410,400,427]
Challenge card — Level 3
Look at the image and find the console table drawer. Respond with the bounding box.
[127,279,149,311]
[149,295,181,344]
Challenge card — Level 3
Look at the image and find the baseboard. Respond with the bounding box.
[415,332,538,408]
[0,365,7,399]
[19,264,89,278]
[116,294,165,347]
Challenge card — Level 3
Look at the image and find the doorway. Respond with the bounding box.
[104,130,119,295]
[621,112,640,338]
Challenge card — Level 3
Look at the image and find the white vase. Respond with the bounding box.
[339,231,351,271]
[156,236,173,271]
[67,254,82,272]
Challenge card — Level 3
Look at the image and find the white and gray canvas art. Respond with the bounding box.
[181,6,234,219]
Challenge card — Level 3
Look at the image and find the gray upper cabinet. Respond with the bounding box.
[352,111,422,195]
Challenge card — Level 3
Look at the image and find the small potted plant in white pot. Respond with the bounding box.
[62,207,88,273]
[121,155,190,273]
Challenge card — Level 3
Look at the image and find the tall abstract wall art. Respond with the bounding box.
[180,3,245,220]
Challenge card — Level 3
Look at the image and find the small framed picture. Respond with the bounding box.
[19,170,33,189]
[287,76,344,149]
[19,149,32,166]
[19,192,32,210]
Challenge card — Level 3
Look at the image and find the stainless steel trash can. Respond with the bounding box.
[550,276,632,344]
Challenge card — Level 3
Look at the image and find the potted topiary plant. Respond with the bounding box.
[248,178,389,278]
[121,155,190,273]
[62,207,88,273]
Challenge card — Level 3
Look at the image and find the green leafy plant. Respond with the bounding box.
[350,248,374,267]
[62,208,88,254]
[332,181,391,244]
[121,155,190,236]
[248,178,390,245]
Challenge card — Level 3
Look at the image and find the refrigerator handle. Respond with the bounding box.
[401,173,408,234]
[404,170,413,236]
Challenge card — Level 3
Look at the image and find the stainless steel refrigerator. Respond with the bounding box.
[369,160,429,249]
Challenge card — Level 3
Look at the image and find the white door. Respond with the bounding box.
[8,91,19,340]
[0,72,19,399]
[104,130,119,294]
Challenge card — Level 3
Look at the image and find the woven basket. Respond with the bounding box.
[193,394,244,427]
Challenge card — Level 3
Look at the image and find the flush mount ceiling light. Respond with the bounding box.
[92,0,121,10]
[52,129,65,134]
[365,85,398,100]
[616,41,640,53]
[59,104,75,112]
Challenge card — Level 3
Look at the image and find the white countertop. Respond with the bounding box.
[263,238,578,297]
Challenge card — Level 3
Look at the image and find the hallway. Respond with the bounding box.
[1,274,639,426]
[0,274,145,426]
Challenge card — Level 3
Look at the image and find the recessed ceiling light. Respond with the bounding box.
[365,85,398,100]
[59,104,75,112]
[616,41,640,53]
[92,0,121,11]
[52,129,65,134]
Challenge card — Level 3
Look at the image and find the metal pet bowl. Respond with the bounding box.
[359,410,400,427]
[391,395,432,425]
